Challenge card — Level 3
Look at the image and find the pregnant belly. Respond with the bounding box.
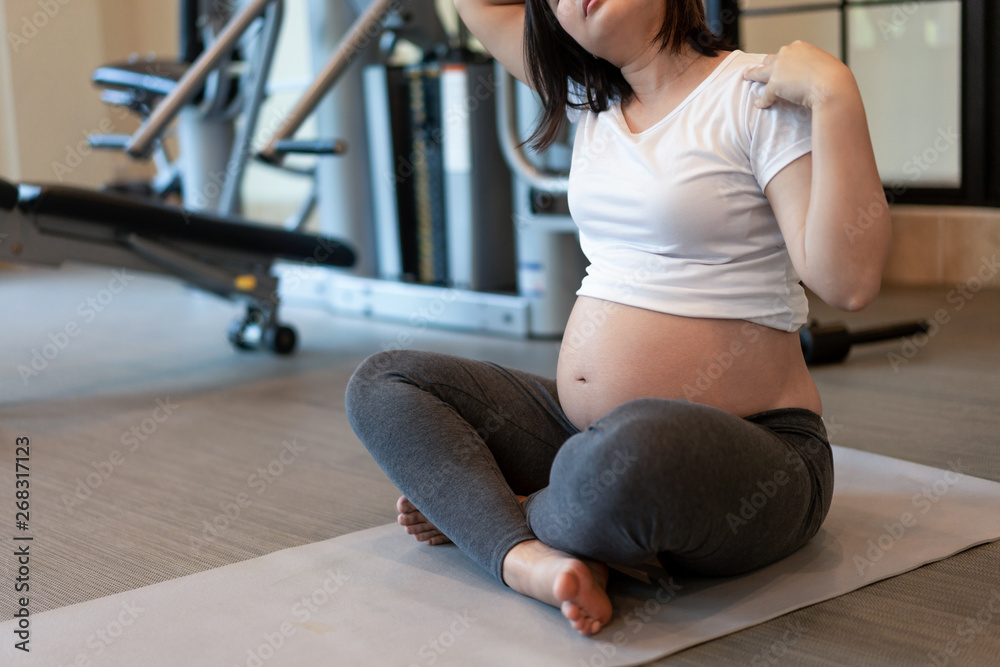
[556,296,822,430]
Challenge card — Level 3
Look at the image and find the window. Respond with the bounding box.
[706,0,999,206]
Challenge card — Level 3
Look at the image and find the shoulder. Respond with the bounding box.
[696,50,773,128]
[714,51,812,144]
[691,51,770,147]
[711,50,768,97]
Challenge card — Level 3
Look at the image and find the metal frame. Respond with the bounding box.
[258,0,396,163]
[218,0,285,214]
[126,0,279,159]
[495,63,569,194]
[988,0,1000,206]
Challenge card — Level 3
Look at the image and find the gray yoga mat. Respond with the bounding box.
[3,444,999,667]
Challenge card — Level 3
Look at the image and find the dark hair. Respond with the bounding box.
[522,0,734,152]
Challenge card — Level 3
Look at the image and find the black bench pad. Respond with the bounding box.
[16,183,355,268]
[0,178,17,211]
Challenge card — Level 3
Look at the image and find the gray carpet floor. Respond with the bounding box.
[1,263,998,665]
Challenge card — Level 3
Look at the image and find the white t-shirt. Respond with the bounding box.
[566,50,812,332]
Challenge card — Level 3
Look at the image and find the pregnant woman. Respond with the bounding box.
[346,0,890,636]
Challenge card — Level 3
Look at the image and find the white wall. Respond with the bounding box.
[0,2,22,178]
[2,0,120,186]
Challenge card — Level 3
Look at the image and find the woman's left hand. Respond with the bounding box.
[742,40,854,110]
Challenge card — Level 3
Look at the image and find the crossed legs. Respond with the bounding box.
[345,350,832,634]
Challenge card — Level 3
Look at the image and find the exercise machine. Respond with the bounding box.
[0,176,353,354]
[90,0,285,216]
[2,0,450,353]
[1,0,352,354]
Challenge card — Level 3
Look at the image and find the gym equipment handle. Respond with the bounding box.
[273,139,348,155]
[800,319,930,365]
[88,134,131,150]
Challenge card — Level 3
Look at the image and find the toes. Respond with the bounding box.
[412,527,440,539]
[397,496,417,513]
[555,563,611,636]
[566,609,594,635]
[563,601,598,635]
[561,600,581,621]
[395,500,452,546]
[567,610,601,636]
[397,511,428,527]
[416,531,452,546]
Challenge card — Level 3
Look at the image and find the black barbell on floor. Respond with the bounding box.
[800,319,931,365]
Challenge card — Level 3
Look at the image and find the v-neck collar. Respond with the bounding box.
[613,50,742,136]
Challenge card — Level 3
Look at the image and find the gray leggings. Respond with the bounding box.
[345,350,833,586]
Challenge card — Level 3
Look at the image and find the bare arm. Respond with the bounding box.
[746,41,891,312]
[453,0,533,89]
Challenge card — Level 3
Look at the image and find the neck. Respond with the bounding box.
[618,43,723,109]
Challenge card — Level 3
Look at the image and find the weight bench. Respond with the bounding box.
[0,177,354,354]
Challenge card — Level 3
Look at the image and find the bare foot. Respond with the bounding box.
[397,495,453,545]
[397,494,531,547]
[502,539,612,636]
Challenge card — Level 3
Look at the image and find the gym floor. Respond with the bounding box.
[1,263,998,665]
